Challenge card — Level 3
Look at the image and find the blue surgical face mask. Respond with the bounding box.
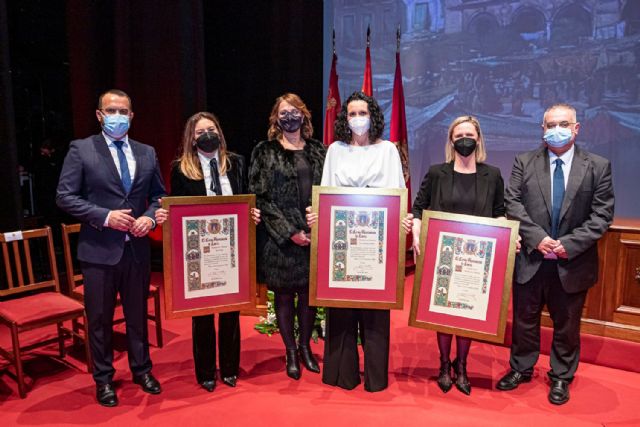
[102,114,130,139]
[543,126,572,148]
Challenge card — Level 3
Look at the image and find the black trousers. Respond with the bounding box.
[81,244,151,385]
[510,260,588,381]
[322,308,390,392]
[192,312,240,383]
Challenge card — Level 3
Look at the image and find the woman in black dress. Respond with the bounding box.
[249,93,326,380]
[156,112,258,392]
[412,115,505,395]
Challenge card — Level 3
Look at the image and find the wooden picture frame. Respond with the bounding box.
[309,186,407,310]
[162,195,256,319]
[409,211,519,343]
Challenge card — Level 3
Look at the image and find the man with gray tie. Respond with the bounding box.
[57,89,166,407]
[496,103,614,404]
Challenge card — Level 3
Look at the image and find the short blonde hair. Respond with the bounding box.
[445,115,487,163]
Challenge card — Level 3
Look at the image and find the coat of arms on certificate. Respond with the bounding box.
[183,215,239,299]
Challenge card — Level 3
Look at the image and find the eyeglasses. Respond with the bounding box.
[544,121,575,129]
[100,108,130,116]
[194,127,218,137]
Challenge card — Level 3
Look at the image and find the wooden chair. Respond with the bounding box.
[61,223,163,347]
[0,226,91,398]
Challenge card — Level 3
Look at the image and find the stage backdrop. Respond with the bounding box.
[324,0,640,217]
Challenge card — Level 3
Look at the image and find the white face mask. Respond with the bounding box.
[348,116,370,136]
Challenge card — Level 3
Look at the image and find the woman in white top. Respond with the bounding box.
[317,91,411,392]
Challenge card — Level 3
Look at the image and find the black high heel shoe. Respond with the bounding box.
[436,359,453,393]
[453,358,471,395]
[285,348,301,380]
[298,345,320,373]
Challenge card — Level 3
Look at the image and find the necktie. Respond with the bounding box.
[113,141,132,193]
[210,158,222,195]
[551,158,565,239]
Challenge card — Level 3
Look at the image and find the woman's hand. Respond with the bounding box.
[305,206,317,228]
[290,230,311,246]
[412,218,422,263]
[251,208,261,225]
[155,199,168,225]
[402,213,413,234]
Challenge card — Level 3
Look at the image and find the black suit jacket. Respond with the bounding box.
[505,145,614,293]
[170,152,246,197]
[56,133,166,265]
[412,162,506,220]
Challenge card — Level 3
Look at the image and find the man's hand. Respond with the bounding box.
[516,235,522,254]
[130,216,154,237]
[552,241,568,259]
[290,230,311,246]
[537,236,559,255]
[108,209,135,231]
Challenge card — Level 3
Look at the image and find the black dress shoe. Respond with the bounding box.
[285,348,301,380]
[496,370,532,391]
[96,383,118,407]
[221,376,237,387]
[548,379,570,405]
[298,346,320,373]
[200,379,216,392]
[133,372,162,394]
[453,358,471,396]
[436,359,453,393]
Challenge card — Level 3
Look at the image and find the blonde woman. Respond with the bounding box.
[412,115,505,395]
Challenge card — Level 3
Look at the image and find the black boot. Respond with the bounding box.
[298,345,320,373]
[285,348,301,380]
[453,358,471,395]
[436,359,453,393]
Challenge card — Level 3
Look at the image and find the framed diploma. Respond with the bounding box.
[161,195,256,319]
[409,211,519,343]
[309,186,407,310]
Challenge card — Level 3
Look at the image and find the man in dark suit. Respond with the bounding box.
[57,89,166,407]
[497,103,614,404]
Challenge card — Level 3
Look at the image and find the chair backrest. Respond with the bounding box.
[0,226,60,297]
[61,223,83,294]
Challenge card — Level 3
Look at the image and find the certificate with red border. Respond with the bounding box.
[310,186,407,310]
[161,195,256,319]
[409,211,519,343]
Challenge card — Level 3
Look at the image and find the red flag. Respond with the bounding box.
[390,45,412,251]
[361,27,372,96]
[323,52,341,146]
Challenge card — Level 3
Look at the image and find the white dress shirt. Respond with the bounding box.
[197,150,233,196]
[103,132,137,181]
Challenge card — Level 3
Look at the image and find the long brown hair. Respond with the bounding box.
[267,93,313,140]
[176,112,230,180]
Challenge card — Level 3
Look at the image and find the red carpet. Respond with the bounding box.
[2,274,640,426]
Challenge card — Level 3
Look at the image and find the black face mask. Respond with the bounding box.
[195,132,221,153]
[453,137,477,158]
[278,113,303,133]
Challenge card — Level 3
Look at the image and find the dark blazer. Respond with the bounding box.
[505,145,614,293]
[412,162,506,220]
[56,133,165,265]
[170,152,246,196]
